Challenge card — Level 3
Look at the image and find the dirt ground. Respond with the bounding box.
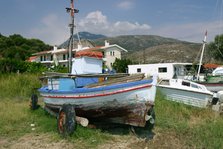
[0,127,187,149]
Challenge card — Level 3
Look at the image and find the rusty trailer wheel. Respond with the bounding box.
[57,104,76,137]
[30,94,39,110]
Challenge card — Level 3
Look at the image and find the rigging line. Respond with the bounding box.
[217,0,223,57]
[74,18,82,45]
[217,44,223,57]
[194,45,203,64]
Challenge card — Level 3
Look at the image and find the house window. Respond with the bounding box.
[43,55,46,61]
[110,51,112,56]
[158,67,167,73]
[113,51,115,56]
[50,55,53,61]
[63,54,66,60]
[40,56,43,61]
[137,68,141,73]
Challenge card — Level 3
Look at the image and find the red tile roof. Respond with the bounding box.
[27,56,37,62]
[203,63,219,69]
[75,49,103,59]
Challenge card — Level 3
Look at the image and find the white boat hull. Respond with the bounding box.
[158,86,213,108]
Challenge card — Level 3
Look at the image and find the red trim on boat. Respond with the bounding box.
[43,84,152,99]
[199,83,223,87]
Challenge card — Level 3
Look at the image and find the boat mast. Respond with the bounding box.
[66,0,79,73]
[197,30,207,81]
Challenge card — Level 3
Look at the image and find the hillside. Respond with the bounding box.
[0,32,213,64]
[93,34,212,63]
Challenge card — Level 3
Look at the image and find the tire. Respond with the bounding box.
[30,94,39,110]
[145,106,155,130]
[57,104,76,137]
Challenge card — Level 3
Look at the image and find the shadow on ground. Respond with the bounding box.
[89,121,155,140]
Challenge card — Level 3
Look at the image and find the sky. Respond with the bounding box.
[0,0,223,45]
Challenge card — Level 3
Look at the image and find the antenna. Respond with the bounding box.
[66,0,79,73]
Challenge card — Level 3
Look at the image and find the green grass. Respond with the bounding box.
[155,90,223,148]
[0,73,41,99]
[0,74,223,148]
[0,99,112,148]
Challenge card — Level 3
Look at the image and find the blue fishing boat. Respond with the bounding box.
[39,73,157,126]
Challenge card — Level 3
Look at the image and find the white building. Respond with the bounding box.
[30,41,127,70]
[128,63,192,79]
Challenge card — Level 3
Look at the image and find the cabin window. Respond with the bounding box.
[182,81,190,87]
[191,84,199,89]
[158,67,167,73]
[137,68,141,73]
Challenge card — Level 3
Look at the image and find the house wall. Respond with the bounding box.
[104,47,121,70]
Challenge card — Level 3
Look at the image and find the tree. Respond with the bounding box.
[208,34,223,61]
[112,58,133,73]
[0,33,52,61]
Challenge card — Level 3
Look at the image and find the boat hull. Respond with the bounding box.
[158,86,213,108]
[198,82,223,92]
[39,79,156,127]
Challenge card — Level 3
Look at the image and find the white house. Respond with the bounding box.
[30,41,127,70]
[128,63,192,79]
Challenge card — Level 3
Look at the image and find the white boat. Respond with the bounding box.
[157,79,214,108]
[189,31,223,92]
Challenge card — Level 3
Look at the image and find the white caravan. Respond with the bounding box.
[128,63,192,80]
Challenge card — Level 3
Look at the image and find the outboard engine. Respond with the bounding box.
[212,92,219,105]
[212,91,223,105]
[211,91,223,113]
[216,91,223,103]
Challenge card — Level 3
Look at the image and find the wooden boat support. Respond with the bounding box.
[44,105,89,127]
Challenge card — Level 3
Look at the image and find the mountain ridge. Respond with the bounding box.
[60,32,212,64]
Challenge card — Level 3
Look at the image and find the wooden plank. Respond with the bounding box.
[85,73,145,88]
[41,72,129,79]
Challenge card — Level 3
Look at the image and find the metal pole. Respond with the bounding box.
[197,31,207,81]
